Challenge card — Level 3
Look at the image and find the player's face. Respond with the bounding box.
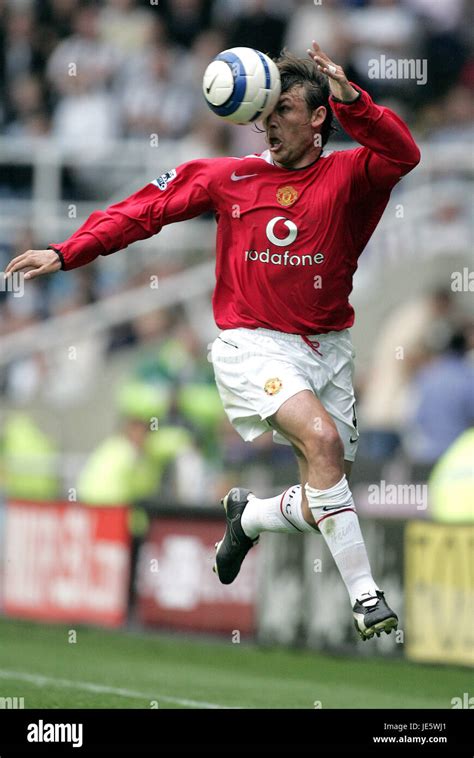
[264,85,326,169]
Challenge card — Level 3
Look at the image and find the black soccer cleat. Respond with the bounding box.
[213,487,258,585]
[352,590,398,641]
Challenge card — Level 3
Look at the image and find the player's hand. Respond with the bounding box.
[4,249,62,280]
[307,41,359,103]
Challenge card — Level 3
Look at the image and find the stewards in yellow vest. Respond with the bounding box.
[77,382,192,534]
[0,413,59,500]
[76,381,193,618]
[176,383,225,457]
[429,428,474,523]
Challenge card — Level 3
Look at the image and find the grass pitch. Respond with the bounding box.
[0,617,469,709]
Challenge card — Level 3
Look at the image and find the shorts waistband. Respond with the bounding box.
[250,327,348,343]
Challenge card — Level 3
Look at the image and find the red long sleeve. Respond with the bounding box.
[330,84,421,191]
[51,159,220,270]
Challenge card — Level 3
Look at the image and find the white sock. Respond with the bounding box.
[241,485,317,539]
[305,475,380,606]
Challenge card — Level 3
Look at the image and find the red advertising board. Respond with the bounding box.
[1,500,130,627]
[137,518,258,634]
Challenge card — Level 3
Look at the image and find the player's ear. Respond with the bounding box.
[310,105,326,130]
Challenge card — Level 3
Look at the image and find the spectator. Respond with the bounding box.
[405,0,465,33]
[428,427,474,523]
[113,15,171,91]
[4,73,50,137]
[420,187,473,259]
[2,6,46,85]
[77,381,194,616]
[284,0,348,61]
[51,80,120,148]
[47,4,120,156]
[228,0,287,58]
[407,0,468,105]
[0,412,59,500]
[404,330,474,466]
[359,289,457,460]
[427,85,474,143]
[161,0,214,50]
[47,4,118,97]
[121,45,195,139]
[99,0,155,58]
[346,0,420,102]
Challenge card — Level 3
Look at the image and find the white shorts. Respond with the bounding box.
[211,327,359,462]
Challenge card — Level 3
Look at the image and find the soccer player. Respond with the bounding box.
[5,42,420,640]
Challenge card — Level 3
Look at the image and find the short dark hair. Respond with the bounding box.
[275,50,336,146]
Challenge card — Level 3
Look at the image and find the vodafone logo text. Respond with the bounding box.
[244,216,325,267]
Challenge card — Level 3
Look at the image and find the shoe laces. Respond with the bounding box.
[358,592,379,608]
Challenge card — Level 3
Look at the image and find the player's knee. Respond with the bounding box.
[304,422,344,463]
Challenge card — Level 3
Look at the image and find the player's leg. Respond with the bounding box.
[211,330,320,583]
[211,401,345,583]
[271,389,397,639]
[221,405,341,546]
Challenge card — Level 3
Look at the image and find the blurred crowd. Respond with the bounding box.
[0,0,472,149]
[0,0,473,512]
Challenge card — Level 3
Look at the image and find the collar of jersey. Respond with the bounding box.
[262,149,329,171]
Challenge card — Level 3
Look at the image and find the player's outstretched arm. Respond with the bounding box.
[4,249,62,280]
[4,160,219,276]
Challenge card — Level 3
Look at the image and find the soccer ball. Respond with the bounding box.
[202,47,281,125]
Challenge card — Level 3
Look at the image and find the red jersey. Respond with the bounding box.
[51,85,420,335]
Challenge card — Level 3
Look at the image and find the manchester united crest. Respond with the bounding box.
[264,378,283,395]
[276,186,298,207]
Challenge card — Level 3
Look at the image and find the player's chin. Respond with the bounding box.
[272,146,295,167]
[269,141,284,157]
